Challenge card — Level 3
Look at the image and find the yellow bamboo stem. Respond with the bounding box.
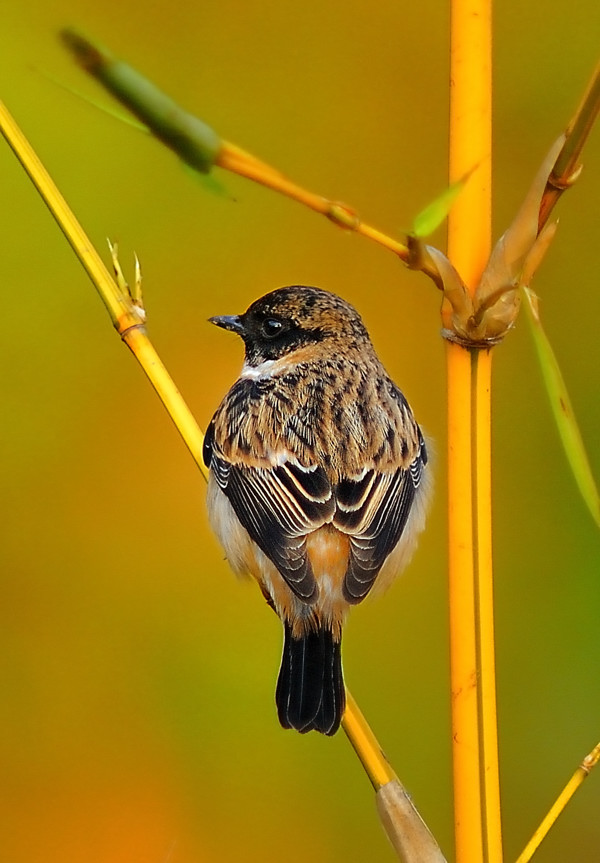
[0,101,133,330]
[515,743,600,863]
[471,348,502,861]
[123,328,206,473]
[0,99,207,478]
[447,1,502,861]
[446,343,482,862]
[342,691,397,790]
[447,0,492,301]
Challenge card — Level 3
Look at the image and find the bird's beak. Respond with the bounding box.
[209,314,245,336]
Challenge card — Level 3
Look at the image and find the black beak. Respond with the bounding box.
[209,314,245,336]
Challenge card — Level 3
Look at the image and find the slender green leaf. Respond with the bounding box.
[37,68,149,132]
[523,287,600,528]
[412,169,473,238]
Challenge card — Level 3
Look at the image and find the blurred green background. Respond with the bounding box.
[1,2,598,861]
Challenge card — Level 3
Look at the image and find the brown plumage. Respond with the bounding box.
[204,286,431,735]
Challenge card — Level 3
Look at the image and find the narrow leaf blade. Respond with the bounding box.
[523,287,600,528]
[412,169,473,238]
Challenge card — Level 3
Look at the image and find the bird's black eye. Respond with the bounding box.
[260,317,286,339]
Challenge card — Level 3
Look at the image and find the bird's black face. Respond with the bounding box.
[210,286,370,366]
[210,306,324,364]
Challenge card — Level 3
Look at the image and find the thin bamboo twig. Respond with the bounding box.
[219,143,449,288]
[60,30,454,285]
[0,98,445,858]
[447,1,502,862]
[538,60,600,230]
[515,743,600,863]
[217,142,414,260]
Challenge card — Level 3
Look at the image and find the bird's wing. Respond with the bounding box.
[334,436,428,603]
[204,423,335,603]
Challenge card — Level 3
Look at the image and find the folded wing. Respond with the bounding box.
[204,422,427,604]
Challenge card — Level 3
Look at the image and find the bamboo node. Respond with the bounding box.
[548,163,583,190]
[326,202,361,230]
[441,328,504,349]
[581,743,600,773]
[108,241,148,337]
[118,320,148,341]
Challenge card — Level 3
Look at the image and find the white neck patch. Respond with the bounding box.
[240,358,283,380]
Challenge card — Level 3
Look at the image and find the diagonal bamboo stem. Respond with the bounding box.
[0,99,207,477]
[538,60,600,230]
[515,742,600,863]
[342,690,396,789]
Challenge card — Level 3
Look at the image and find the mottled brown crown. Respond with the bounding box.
[246,286,369,340]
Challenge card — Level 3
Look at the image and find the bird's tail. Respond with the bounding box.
[276,622,345,735]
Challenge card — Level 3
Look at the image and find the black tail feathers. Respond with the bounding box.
[276,622,345,736]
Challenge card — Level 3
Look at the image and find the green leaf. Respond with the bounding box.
[48,52,229,198]
[411,169,473,238]
[37,68,149,132]
[61,29,221,173]
[182,165,231,198]
[523,287,600,528]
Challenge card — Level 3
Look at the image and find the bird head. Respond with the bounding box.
[209,285,370,366]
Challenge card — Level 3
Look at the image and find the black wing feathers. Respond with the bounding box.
[341,469,416,602]
[207,420,426,603]
[212,454,334,602]
[202,419,215,468]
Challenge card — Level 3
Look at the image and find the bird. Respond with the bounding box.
[203,286,430,736]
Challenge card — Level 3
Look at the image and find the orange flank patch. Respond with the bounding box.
[242,524,352,638]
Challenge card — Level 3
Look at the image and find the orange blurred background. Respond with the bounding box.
[1,1,599,861]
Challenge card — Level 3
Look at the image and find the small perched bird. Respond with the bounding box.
[204,286,430,735]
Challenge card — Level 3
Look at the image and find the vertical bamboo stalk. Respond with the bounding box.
[472,347,502,863]
[446,1,502,861]
[446,343,482,863]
